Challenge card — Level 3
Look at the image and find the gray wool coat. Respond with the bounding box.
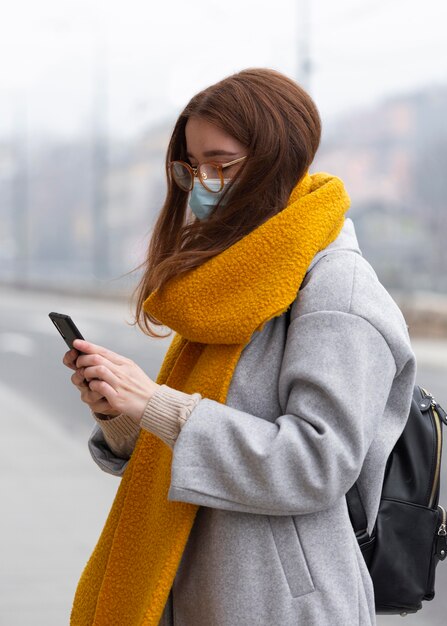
[89,217,417,626]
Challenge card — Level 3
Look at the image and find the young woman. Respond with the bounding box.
[64,68,416,626]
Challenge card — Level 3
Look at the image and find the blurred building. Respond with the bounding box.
[314,83,447,291]
[1,83,446,295]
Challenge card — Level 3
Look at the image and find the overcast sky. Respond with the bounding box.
[1,0,446,139]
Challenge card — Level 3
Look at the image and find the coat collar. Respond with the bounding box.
[306,217,362,274]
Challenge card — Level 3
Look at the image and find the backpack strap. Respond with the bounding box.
[346,483,370,545]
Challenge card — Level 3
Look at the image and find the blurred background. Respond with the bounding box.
[0,0,446,624]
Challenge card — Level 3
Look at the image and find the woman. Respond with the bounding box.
[64,68,416,626]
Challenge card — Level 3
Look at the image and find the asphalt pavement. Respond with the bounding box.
[1,285,446,625]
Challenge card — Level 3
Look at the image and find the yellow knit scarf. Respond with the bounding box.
[70,171,350,625]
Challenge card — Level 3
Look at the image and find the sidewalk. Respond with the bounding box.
[0,382,119,626]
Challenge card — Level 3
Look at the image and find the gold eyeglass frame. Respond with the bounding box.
[169,156,247,193]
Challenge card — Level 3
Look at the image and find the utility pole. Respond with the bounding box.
[12,96,29,286]
[297,0,312,93]
[91,19,109,281]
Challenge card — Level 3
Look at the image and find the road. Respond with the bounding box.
[1,285,446,625]
[0,286,173,443]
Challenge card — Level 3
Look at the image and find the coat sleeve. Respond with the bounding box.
[88,423,130,477]
[167,311,402,515]
[90,410,141,458]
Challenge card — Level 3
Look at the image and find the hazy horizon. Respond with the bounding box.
[1,0,446,139]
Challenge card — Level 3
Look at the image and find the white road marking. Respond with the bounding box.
[0,332,36,356]
[411,339,447,369]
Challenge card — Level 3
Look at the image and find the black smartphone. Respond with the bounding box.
[49,312,85,351]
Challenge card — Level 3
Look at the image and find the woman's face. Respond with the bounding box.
[184,117,247,176]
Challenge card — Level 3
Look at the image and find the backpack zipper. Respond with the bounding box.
[421,388,443,508]
[438,505,447,536]
[437,505,447,561]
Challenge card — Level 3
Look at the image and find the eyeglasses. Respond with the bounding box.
[169,156,247,193]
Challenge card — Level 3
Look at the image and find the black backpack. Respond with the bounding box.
[346,385,447,615]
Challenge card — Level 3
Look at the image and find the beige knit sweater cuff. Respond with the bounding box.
[92,411,141,458]
[140,384,202,449]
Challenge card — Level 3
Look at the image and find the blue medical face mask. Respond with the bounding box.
[189,179,231,220]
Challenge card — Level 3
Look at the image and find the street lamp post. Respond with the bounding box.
[91,16,109,282]
[12,97,29,286]
[298,0,312,93]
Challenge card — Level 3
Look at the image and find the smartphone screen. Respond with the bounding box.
[49,312,85,350]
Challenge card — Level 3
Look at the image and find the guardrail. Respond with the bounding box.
[2,281,447,338]
[392,290,447,339]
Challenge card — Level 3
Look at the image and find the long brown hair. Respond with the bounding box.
[131,67,321,337]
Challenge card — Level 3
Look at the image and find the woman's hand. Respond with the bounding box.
[72,339,160,425]
[63,347,122,418]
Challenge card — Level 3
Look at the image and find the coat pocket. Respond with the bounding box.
[268,515,315,598]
